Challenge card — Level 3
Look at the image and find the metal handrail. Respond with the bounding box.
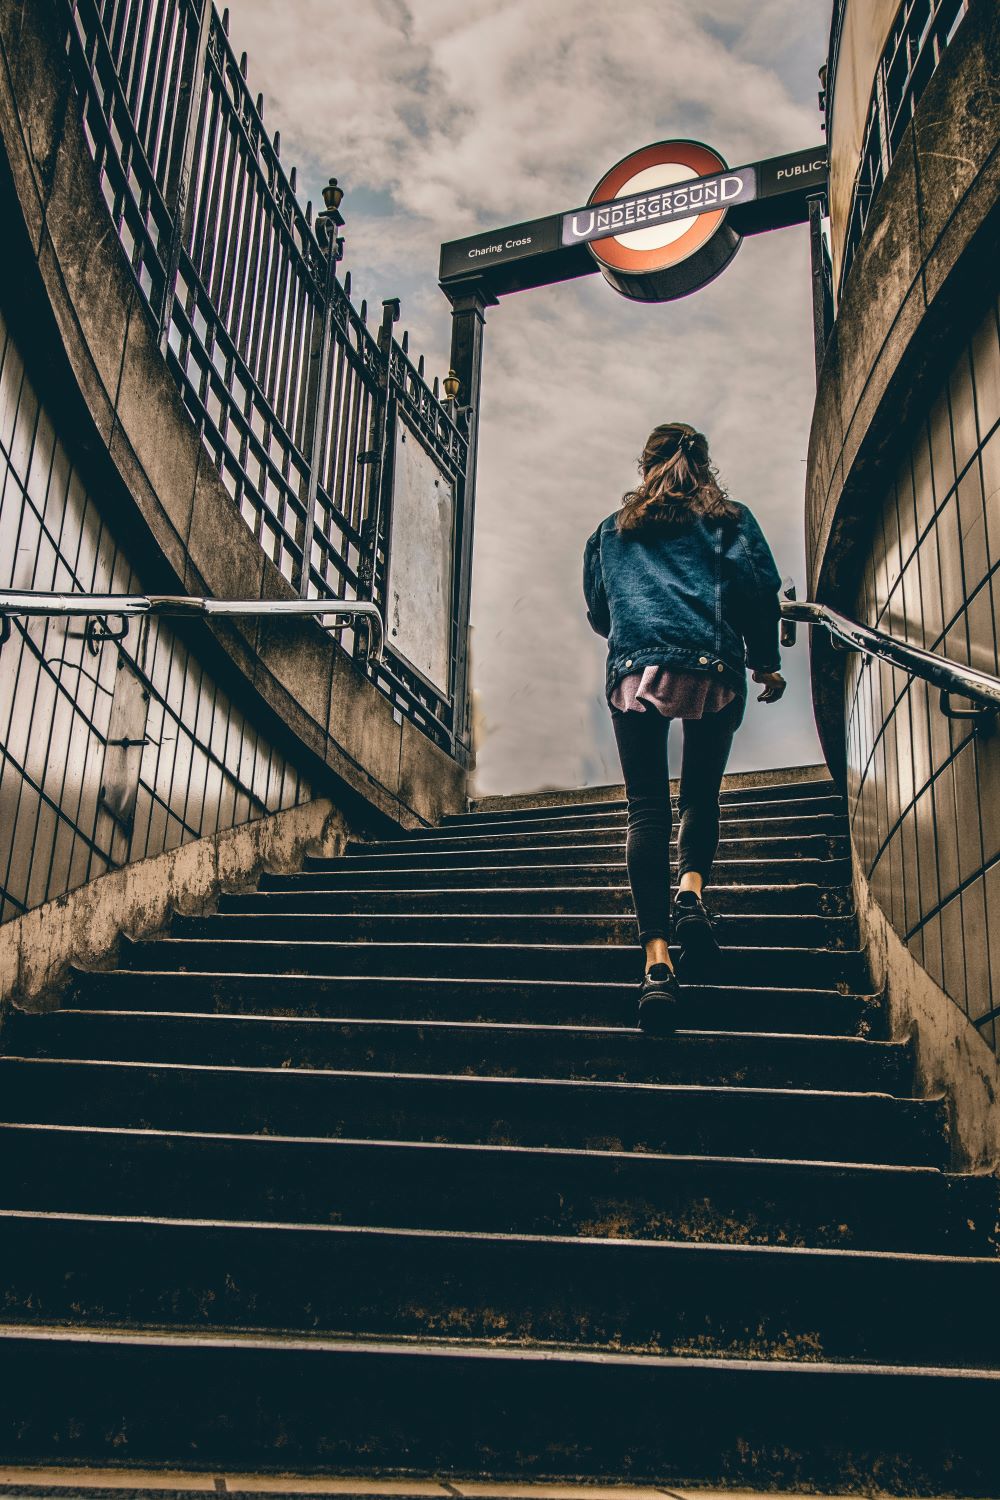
[0,592,385,663]
[782,598,1000,723]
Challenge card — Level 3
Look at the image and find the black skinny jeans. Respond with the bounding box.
[610,692,745,945]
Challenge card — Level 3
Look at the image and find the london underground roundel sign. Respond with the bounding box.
[581,140,743,303]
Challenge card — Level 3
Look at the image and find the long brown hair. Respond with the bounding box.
[616,422,739,533]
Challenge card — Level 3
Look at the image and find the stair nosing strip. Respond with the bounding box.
[48,1010,900,1046]
[0,1054,917,1104]
[125,938,866,957]
[0,1207,988,1266]
[0,1119,947,1174]
[0,1325,993,1381]
[75,968,880,1000]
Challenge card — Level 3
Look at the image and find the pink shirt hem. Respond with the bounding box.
[611,665,737,719]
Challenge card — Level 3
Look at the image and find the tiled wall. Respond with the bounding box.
[846,296,1000,1049]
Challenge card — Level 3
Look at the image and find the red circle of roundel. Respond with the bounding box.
[587,140,730,275]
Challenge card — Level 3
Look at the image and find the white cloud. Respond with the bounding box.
[228,0,830,793]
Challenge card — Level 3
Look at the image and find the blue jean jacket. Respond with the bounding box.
[583,502,782,703]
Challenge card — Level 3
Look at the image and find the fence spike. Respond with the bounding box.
[256,92,264,117]
[273,130,281,157]
[360,299,368,323]
[401,330,409,354]
[222,6,229,33]
[344,270,352,297]
[289,165,297,191]
[433,375,440,397]
[418,354,425,377]
[305,200,312,224]
[239,51,248,78]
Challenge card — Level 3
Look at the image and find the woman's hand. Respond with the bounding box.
[752,670,786,704]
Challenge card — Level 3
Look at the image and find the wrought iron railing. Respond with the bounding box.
[838,0,969,291]
[63,0,468,753]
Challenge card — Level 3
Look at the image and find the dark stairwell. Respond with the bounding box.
[0,766,999,1492]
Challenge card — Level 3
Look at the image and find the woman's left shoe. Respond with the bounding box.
[673,890,721,977]
[637,963,679,1036]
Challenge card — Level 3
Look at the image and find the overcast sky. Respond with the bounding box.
[230,0,831,794]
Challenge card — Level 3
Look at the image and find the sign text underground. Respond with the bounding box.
[560,166,756,248]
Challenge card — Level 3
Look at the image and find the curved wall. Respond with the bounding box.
[845,299,1000,1050]
[807,0,1000,1121]
[806,0,998,766]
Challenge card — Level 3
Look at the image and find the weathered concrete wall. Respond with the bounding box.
[854,846,1000,1173]
[0,0,466,835]
[0,795,350,1011]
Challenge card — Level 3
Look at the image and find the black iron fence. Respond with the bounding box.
[65,0,469,753]
[838,0,969,291]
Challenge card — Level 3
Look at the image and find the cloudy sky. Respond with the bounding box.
[230,0,832,794]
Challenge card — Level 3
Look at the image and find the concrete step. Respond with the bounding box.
[0,1123,989,1253]
[70,970,879,1034]
[0,1327,998,1488]
[379,816,851,852]
[118,935,872,990]
[261,855,853,890]
[441,791,846,832]
[219,882,855,918]
[0,1057,946,1166]
[329,831,849,864]
[171,910,859,951]
[2,1211,997,1368]
[7,1011,912,1093]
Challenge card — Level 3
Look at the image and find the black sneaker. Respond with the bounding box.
[673,890,721,977]
[637,962,679,1036]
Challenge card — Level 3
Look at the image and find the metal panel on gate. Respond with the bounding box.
[385,417,455,698]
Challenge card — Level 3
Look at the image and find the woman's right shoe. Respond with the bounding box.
[637,962,679,1036]
[673,889,721,977]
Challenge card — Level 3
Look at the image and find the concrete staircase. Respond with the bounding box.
[1,767,999,1491]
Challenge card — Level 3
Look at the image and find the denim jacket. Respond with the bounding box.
[583,501,782,703]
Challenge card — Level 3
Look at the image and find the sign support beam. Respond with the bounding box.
[446,279,497,749]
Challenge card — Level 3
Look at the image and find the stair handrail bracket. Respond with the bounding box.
[0,592,385,664]
[782,599,1000,727]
